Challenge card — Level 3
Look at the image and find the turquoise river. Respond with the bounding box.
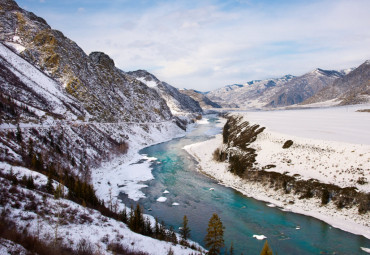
[120,115,370,255]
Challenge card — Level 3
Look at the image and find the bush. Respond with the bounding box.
[282,140,293,149]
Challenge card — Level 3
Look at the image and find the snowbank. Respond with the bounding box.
[184,133,370,240]
[92,121,188,207]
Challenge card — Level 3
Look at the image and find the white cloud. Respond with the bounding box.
[26,0,370,91]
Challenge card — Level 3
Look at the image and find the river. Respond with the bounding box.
[119,115,370,255]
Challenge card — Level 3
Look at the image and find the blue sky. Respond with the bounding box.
[16,0,370,91]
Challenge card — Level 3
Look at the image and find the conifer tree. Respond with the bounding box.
[260,240,273,255]
[180,215,191,240]
[16,124,22,143]
[204,213,225,255]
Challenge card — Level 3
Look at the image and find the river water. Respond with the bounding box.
[120,115,370,254]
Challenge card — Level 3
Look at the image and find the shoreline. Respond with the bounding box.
[184,133,370,240]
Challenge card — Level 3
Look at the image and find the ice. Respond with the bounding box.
[253,235,267,240]
[172,202,180,206]
[157,197,167,202]
[361,247,370,253]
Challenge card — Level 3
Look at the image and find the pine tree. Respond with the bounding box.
[260,240,273,255]
[16,124,22,143]
[180,215,191,240]
[204,213,225,255]
[121,207,128,223]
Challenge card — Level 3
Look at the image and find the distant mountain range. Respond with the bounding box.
[204,64,369,109]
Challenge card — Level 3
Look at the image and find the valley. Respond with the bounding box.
[0,0,369,254]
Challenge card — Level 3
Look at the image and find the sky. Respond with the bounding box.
[15,0,370,91]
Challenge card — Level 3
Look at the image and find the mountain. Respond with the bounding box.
[266,69,344,107]
[179,89,222,109]
[207,75,294,108]
[0,1,203,254]
[207,66,356,109]
[127,70,203,116]
[0,0,177,123]
[303,61,370,106]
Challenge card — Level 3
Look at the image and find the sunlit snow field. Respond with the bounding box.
[241,104,370,145]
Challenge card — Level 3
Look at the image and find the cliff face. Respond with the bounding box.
[127,70,203,116]
[0,0,173,123]
[179,89,221,110]
[0,0,188,176]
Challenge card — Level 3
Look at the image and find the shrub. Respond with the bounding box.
[282,140,293,149]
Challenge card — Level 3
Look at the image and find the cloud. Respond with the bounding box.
[21,0,370,91]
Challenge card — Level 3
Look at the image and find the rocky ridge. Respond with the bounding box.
[179,89,221,109]
[303,60,370,106]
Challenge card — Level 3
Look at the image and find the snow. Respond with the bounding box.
[253,235,267,240]
[183,108,370,239]
[157,197,167,202]
[0,43,77,118]
[361,247,370,253]
[163,190,170,194]
[92,121,186,208]
[243,104,370,145]
[4,42,26,53]
[0,162,67,194]
[0,174,200,255]
[172,202,180,206]
[196,118,209,125]
[136,77,158,88]
[0,238,28,255]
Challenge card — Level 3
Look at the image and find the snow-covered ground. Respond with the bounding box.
[184,107,370,239]
[0,168,199,255]
[92,121,191,209]
[241,104,370,145]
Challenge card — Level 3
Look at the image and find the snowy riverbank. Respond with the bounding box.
[92,121,190,208]
[184,109,370,240]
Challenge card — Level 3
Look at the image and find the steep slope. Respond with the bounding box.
[0,0,172,123]
[207,75,294,108]
[266,69,344,107]
[303,60,370,105]
[127,70,202,116]
[0,1,201,254]
[179,89,221,109]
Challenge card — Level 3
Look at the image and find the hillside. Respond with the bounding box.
[127,70,202,116]
[179,89,221,110]
[303,60,370,106]
[207,75,294,109]
[0,0,204,254]
[266,69,343,107]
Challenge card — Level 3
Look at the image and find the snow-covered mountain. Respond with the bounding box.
[207,75,294,108]
[206,65,364,109]
[266,69,344,107]
[179,89,221,109]
[303,60,370,106]
[127,70,202,116]
[0,1,205,254]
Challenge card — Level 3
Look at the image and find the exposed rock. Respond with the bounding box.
[179,89,221,109]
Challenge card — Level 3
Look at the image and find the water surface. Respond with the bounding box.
[120,116,370,254]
